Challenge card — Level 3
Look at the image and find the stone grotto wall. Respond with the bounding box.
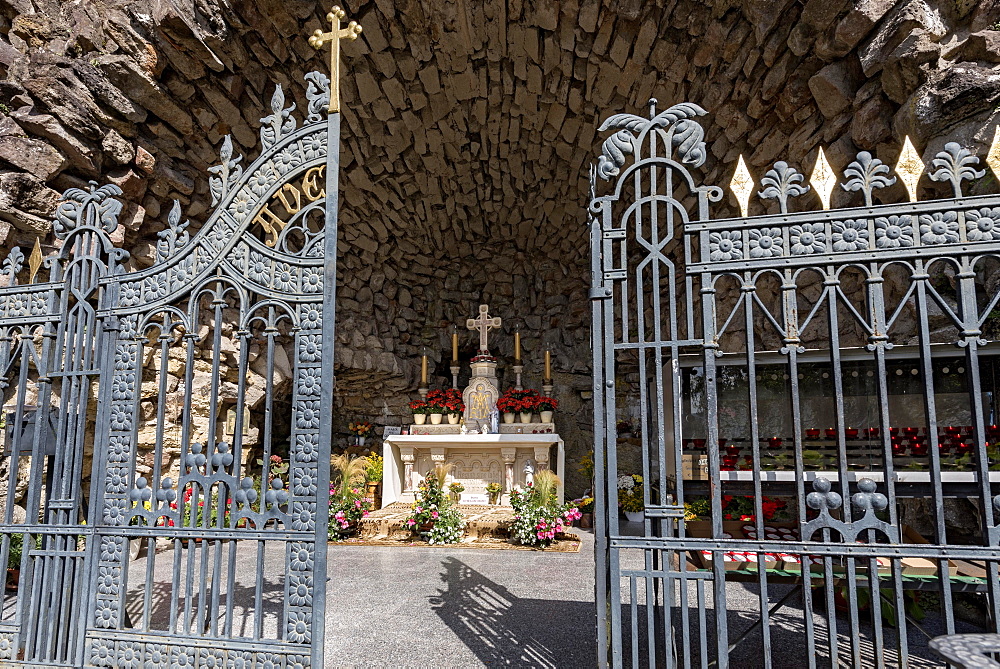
[0,0,998,497]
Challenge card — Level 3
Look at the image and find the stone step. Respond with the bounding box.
[359,502,515,541]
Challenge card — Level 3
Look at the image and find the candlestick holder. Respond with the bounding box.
[450,363,460,389]
[513,362,523,390]
[418,385,428,400]
[542,379,553,396]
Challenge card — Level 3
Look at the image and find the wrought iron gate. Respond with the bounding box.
[590,100,1000,667]
[0,68,342,666]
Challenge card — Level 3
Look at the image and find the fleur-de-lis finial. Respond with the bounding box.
[308,6,363,113]
[895,136,924,202]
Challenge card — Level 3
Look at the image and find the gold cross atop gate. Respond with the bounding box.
[308,6,362,113]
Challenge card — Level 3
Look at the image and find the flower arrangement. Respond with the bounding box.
[617,474,644,513]
[405,464,466,544]
[485,482,502,503]
[442,388,465,414]
[536,396,558,412]
[408,399,430,414]
[423,389,465,415]
[348,422,375,438]
[497,388,539,414]
[328,454,371,539]
[448,481,465,502]
[365,454,384,484]
[509,470,581,548]
[573,496,595,514]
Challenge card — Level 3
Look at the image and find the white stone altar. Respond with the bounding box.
[382,433,565,506]
[381,303,565,507]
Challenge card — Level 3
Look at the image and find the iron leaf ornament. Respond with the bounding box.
[596,100,708,180]
[842,151,897,206]
[304,71,332,124]
[53,181,123,239]
[930,141,986,198]
[0,247,23,285]
[758,161,809,214]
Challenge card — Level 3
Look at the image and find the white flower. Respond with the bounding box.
[617,475,634,491]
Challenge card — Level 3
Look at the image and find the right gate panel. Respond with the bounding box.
[590,101,1000,668]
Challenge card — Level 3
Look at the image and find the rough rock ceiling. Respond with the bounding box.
[1,0,999,273]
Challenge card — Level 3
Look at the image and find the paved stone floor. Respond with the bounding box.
[120,526,984,667]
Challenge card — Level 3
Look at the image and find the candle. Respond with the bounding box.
[544,349,551,380]
[451,331,458,361]
[514,330,521,361]
[421,351,428,384]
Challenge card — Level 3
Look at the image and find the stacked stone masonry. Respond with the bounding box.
[0,0,997,496]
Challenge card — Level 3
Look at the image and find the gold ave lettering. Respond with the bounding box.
[252,165,326,247]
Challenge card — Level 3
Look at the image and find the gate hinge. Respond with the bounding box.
[644,505,686,519]
[589,286,612,300]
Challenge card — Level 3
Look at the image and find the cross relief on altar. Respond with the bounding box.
[467,304,501,355]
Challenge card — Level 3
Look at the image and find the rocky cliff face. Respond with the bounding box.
[0,0,998,494]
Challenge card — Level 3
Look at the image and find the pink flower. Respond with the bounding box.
[406,519,416,527]
[431,511,439,519]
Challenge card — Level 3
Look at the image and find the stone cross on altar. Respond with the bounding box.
[467,304,501,355]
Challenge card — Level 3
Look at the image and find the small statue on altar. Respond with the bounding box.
[489,408,499,433]
[480,422,490,434]
[460,419,469,435]
[523,459,535,487]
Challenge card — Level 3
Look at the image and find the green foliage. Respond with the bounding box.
[0,103,9,116]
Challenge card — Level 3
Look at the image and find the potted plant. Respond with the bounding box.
[497,388,539,423]
[365,454,384,510]
[486,482,502,505]
[409,399,428,425]
[496,392,519,423]
[448,481,465,503]
[508,471,582,548]
[442,388,464,424]
[618,474,644,523]
[329,454,372,539]
[5,532,22,591]
[537,396,558,423]
[425,390,448,425]
[573,496,595,528]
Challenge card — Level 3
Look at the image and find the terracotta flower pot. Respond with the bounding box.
[580,513,593,529]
